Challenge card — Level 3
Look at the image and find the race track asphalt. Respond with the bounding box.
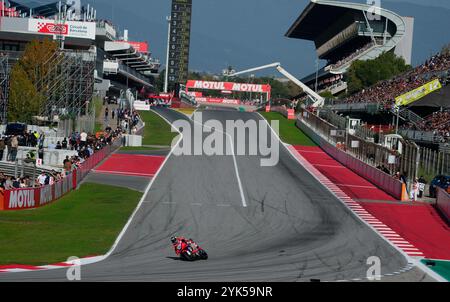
[0,108,434,282]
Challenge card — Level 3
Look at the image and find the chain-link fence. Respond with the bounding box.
[299,109,422,191]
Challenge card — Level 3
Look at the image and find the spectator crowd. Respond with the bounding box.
[338,50,450,107]
[0,125,124,191]
[401,109,450,142]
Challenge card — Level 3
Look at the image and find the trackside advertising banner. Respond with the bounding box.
[0,139,123,211]
[28,18,96,40]
[186,80,271,93]
[1,173,76,211]
[395,79,442,107]
[196,97,241,105]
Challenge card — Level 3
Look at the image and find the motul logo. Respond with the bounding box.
[188,80,269,93]
[231,83,263,92]
[9,190,36,209]
[194,81,225,90]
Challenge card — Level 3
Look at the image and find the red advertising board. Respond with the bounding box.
[118,41,149,53]
[1,174,75,211]
[196,97,241,105]
[0,139,122,211]
[287,109,296,120]
[186,80,271,94]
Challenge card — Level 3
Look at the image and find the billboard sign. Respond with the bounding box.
[186,80,271,93]
[28,18,96,40]
[196,97,241,105]
[395,79,442,107]
[117,41,149,53]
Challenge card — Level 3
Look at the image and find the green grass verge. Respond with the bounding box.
[0,183,142,266]
[421,259,450,281]
[260,112,317,147]
[139,110,178,146]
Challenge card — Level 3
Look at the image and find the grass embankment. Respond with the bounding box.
[121,110,178,151]
[260,112,317,147]
[0,183,142,266]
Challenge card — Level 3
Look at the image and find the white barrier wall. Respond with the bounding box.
[123,135,143,147]
[0,147,77,168]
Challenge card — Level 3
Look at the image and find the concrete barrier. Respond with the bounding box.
[437,188,450,223]
[296,117,404,200]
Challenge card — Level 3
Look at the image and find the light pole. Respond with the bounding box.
[314,58,319,93]
[164,16,172,93]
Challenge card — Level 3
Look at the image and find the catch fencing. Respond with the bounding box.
[297,109,407,200]
[437,188,450,223]
[0,137,122,211]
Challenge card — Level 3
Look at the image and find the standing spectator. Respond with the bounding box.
[38,146,44,164]
[10,135,19,162]
[0,137,5,161]
[112,109,115,120]
[37,172,47,186]
[105,107,109,123]
[6,136,11,161]
[80,130,88,147]
[418,176,427,198]
[411,178,419,202]
[4,176,13,190]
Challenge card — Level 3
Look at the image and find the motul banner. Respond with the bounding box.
[0,173,76,211]
[28,18,96,40]
[186,80,271,93]
[0,139,122,211]
[196,97,241,105]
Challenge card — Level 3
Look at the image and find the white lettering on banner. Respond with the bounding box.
[232,83,263,92]
[9,190,35,209]
[40,185,53,206]
[194,81,225,90]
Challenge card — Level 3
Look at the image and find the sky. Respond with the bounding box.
[19,0,450,78]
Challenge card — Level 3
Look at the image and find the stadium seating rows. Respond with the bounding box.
[339,50,450,107]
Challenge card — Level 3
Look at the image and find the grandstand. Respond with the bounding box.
[286,0,414,96]
[0,0,161,123]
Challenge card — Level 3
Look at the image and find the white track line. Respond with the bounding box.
[103,109,183,258]
[190,112,248,208]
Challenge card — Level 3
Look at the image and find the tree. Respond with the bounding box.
[18,39,58,85]
[346,51,411,95]
[7,64,44,123]
[7,39,58,122]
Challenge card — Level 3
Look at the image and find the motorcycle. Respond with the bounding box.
[176,239,208,261]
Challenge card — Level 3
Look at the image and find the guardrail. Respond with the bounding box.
[437,188,450,223]
[0,138,122,211]
[297,110,406,200]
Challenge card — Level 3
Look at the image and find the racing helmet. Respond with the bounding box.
[170,236,177,244]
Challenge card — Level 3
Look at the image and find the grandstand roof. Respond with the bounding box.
[285,1,352,40]
[8,1,61,17]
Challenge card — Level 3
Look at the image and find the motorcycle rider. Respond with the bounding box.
[171,236,189,255]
